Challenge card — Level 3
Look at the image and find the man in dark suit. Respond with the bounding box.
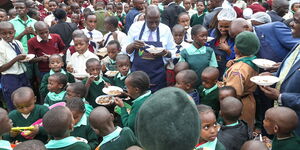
[260,10,300,136]
[161,0,186,29]
[203,0,223,30]
[267,0,289,22]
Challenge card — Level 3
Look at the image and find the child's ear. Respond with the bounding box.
[33,96,37,103]
[59,83,64,89]
[110,113,114,122]
[274,124,279,134]
[186,83,192,90]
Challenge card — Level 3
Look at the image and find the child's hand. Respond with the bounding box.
[226,60,234,68]
[10,130,20,138]
[39,55,49,62]
[112,32,118,41]
[66,64,74,73]
[86,75,96,86]
[114,97,125,107]
[104,82,111,87]
[25,125,39,139]
[15,54,27,61]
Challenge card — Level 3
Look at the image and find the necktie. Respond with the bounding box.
[184,33,188,42]
[88,31,93,38]
[11,42,22,55]
[148,31,153,41]
[176,45,182,53]
[88,32,96,48]
[276,45,300,90]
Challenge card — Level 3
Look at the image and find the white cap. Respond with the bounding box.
[243,8,253,20]
[217,8,237,21]
[251,12,272,24]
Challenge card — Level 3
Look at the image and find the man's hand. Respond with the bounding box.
[131,40,145,49]
[152,49,169,58]
[259,72,273,76]
[266,62,281,73]
[259,86,280,100]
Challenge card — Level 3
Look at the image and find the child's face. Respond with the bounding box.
[218,20,231,36]
[71,110,84,125]
[117,59,130,76]
[178,14,190,29]
[175,74,191,92]
[106,5,114,12]
[36,27,50,41]
[49,57,64,72]
[71,14,80,24]
[151,0,159,6]
[0,12,7,22]
[292,3,300,12]
[192,30,208,46]
[219,90,234,101]
[116,6,123,15]
[124,4,130,13]
[66,86,80,100]
[200,111,218,142]
[0,111,13,134]
[201,73,217,89]
[104,21,112,32]
[77,0,84,7]
[71,5,81,14]
[86,62,101,77]
[173,30,185,45]
[196,2,205,13]
[13,95,36,115]
[47,76,63,93]
[8,10,17,20]
[125,78,140,99]
[0,27,15,42]
[74,38,89,54]
[86,15,97,31]
[15,3,27,17]
[48,1,57,12]
[107,44,120,60]
[183,0,191,10]
[263,111,276,135]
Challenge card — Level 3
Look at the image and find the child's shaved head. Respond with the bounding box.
[202,67,219,80]
[176,69,198,88]
[174,62,189,75]
[49,54,63,62]
[86,58,101,68]
[12,87,35,105]
[220,96,243,123]
[72,29,84,38]
[89,106,114,136]
[172,24,185,33]
[0,21,14,30]
[34,21,48,31]
[14,140,46,150]
[0,108,12,135]
[241,140,268,150]
[116,54,130,63]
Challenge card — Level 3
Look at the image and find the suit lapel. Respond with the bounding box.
[276,43,300,77]
[282,59,300,85]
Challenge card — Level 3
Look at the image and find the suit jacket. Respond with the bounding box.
[125,8,140,33]
[49,21,77,48]
[255,22,300,62]
[277,43,300,136]
[267,11,284,22]
[161,2,186,29]
[203,7,222,29]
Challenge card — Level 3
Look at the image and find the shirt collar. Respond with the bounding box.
[145,22,158,34]
[225,121,239,127]
[117,70,131,80]
[93,75,104,85]
[203,84,218,95]
[99,126,122,147]
[50,69,67,75]
[167,2,176,6]
[191,45,206,53]
[74,113,87,127]
[76,50,91,58]
[45,136,79,149]
[37,34,52,42]
[47,91,66,101]
[132,90,151,103]
[0,140,12,150]
[196,138,218,149]
[16,15,34,23]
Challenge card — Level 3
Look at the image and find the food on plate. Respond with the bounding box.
[250,76,280,86]
[103,86,123,95]
[105,71,119,77]
[252,59,276,69]
[21,54,35,62]
[146,46,164,54]
[96,96,114,105]
[107,90,122,95]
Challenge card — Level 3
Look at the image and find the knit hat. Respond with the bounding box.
[135,87,200,150]
[235,31,260,56]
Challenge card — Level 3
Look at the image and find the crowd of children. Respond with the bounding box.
[1,0,300,149]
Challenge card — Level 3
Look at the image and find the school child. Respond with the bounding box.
[67,34,99,78]
[263,107,300,150]
[126,146,143,150]
[5,87,49,143]
[43,0,58,26]
[167,61,189,87]
[0,108,13,150]
[114,71,152,132]
[103,16,127,48]
[0,9,8,22]
[115,2,126,31]
[190,0,206,27]
[89,106,139,150]
[13,140,46,150]
[0,21,29,111]
[66,82,93,116]
[240,140,268,150]
[43,106,91,149]
[28,21,66,77]
[44,73,67,107]
[223,31,260,129]
[82,58,111,108]
[219,86,237,101]
[179,24,218,85]
[40,54,75,100]
[175,70,200,104]
[71,13,81,28]
[178,12,192,43]
[199,67,220,117]
[218,96,253,150]
[195,105,225,150]
[8,8,16,20]
[101,40,121,73]
[172,24,191,55]
[113,54,131,89]
[82,13,103,50]
[66,98,99,150]
[183,0,197,17]
[174,61,190,75]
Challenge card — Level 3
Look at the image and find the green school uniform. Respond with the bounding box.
[82,77,111,108]
[190,13,205,27]
[40,69,75,100]
[6,105,49,143]
[44,91,67,107]
[112,71,130,89]
[272,135,300,150]
[120,91,151,132]
[195,138,226,150]
[70,113,99,150]
[45,136,91,150]
[199,85,220,117]
[0,140,12,150]
[99,127,139,150]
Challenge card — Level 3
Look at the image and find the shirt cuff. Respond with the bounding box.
[278,94,283,106]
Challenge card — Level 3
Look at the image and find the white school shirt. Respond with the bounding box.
[82,28,103,49]
[0,39,26,75]
[69,50,99,74]
[122,21,176,64]
[103,30,127,48]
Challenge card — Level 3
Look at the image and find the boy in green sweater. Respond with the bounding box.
[83,58,111,108]
[66,97,99,150]
[40,54,75,100]
[190,0,206,27]
[89,106,139,150]
[5,87,49,143]
[114,71,152,132]
[44,73,67,107]
[199,67,220,117]
[263,107,300,150]
[0,108,13,150]
[44,106,91,150]
[113,54,131,89]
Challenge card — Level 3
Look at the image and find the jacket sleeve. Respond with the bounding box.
[275,23,300,51]
[161,10,170,27]
[281,93,300,110]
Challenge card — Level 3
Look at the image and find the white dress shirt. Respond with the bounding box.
[122,21,176,64]
[69,50,99,74]
[103,30,127,48]
[0,39,26,75]
[82,28,103,49]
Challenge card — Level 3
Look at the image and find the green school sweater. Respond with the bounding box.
[5,105,49,143]
[40,71,75,99]
[46,136,91,150]
[70,114,99,150]
[190,13,205,27]
[272,135,300,150]
[100,127,139,150]
[112,73,128,89]
[199,86,220,117]
[82,77,111,108]
[120,91,151,132]
[44,91,67,107]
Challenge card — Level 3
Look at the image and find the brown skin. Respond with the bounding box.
[86,15,97,31]
[219,89,236,101]
[116,59,131,76]
[175,72,193,93]
[172,29,185,45]
[65,86,81,100]
[199,111,218,143]
[178,14,190,30]
[196,1,205,15]
[31,25,50,63]
[192,29,208,49]
[85,61,102,88]
[0,12,7,22]
[47,76,64,94]
[70,110,84,125]
[49,56,64,73]
[201,72,218,89]
[218,20,232,56]
[89,107,116,137]
[0,109,13,136]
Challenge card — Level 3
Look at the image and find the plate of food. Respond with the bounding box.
[105,70,119,77]
[252,59,276,69]
[72,73,89,79]
[96,48,107,57]
[103,86,123,95]
[95,95,114,105]
[20,54,35,62]
[146,46,164,54]
[207,37,215,42]
[250,76,280,86]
